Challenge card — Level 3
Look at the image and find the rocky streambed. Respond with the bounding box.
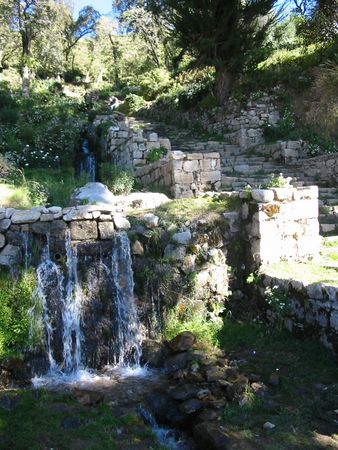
[0,331,270,449]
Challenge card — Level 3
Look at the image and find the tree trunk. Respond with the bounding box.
[22,65,30,98]
[214,66,234,104]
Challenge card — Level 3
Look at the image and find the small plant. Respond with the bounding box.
[264,285,291,330]
[100,163,135,196]
[146,146,167,163]
[265,173,292,188]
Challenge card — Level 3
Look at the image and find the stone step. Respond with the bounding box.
[319,214,338,224]
[320,223,338,234]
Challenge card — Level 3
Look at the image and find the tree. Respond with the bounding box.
[63,6,100,65]
[139,0,278,102]
[0,0,55,95]
[121,7,166,68]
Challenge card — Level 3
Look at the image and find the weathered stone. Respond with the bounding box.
[0,244,21,266]
[142,213,159,229]
[148,132,158,142]
[98,222,115,240]
[164,352,190,372]
[40,214,54,222]
[164,244,186,261]
[169,331,196,353]
[132,240,144,255]
[172,230,192,245]
[181,254,197,273]
[0,234,5,249]
[71,182,116,205]
[193,422,230,450]
[169,384,199,401]
[70,221,98,240]
[179,398,203,415]
[0,219,11,232]
[48,206,62,214]
[183,160,199,172]
[113,215,131,230]
[252,189,274,203]
[11,210,41,224]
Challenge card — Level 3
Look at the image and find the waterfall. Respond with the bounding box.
[79,138,96,182]
[30,230,142,382]
[62,232,83,373]
[29,243,64,373]
[111,232,142,367]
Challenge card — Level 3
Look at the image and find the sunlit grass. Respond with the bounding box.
[262,261,338,286]
[0,183,32,209]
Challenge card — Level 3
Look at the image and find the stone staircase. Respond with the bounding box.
[137,118,338,236]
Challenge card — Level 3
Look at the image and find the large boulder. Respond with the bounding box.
[168,331,196,353]
[71,182,116,205]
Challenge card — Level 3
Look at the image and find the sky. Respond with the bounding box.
[72,0,113,17]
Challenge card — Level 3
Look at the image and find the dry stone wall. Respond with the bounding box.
[258,273,338,352]
[104,117,221,198]
[243,185,320,269]
[142,94,280,148]
[296,153,338,187]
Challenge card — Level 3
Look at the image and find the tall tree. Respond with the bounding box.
[0,0,54,95]
[63,6,100,65]
[151,0,278,101]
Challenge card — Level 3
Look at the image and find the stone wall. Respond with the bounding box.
[105,118,171,171]
[296,153,338,187]
[258,273,338,352]
[242,186,320,269]
[104,117,221,198]
[142,94,280,149]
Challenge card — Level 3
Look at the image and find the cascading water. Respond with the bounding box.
[30,230,142,384]
[79,137,96,182]
[111,232,142,367]
[62,231,83,373]
[29,242,64,373]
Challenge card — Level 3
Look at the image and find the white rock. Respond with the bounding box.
[142,213,159,229]
[0,244,21,266]
[263,422,276,430]
[71,182,116,205]
[11,210,41,224]
[148,132,158,142]
[113,215,131,230]
[48,206,62,214]
[252,189,274,203]
[172,230,192,245]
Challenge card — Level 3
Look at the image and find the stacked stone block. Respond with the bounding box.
[243,186,320,268]
[260,273,338,352]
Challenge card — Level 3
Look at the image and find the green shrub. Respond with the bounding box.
[265,173,292,188]
[100,163,135,195]
[0,107,19,125]
[163,303,222,348]
[0,271,36,360]
[118,94,147,115]
[146,146,167,163]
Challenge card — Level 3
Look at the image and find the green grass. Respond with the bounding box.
[163,304,222,349]
[0,390,160,450]
[263,261,338,286]
[0,183,33,209]
[155,196,240,226]
[25,168,89,207]
[217,320,338,449]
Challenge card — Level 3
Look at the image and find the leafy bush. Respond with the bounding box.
[100,163,135,195]
[146,146,167,163]
[0,84,86,168]
[117,93,147,115]
[265,173,292,188]
[0,271,36,359]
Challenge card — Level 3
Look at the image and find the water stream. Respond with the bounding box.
[30,231,142,385]
[79,137,96,182]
